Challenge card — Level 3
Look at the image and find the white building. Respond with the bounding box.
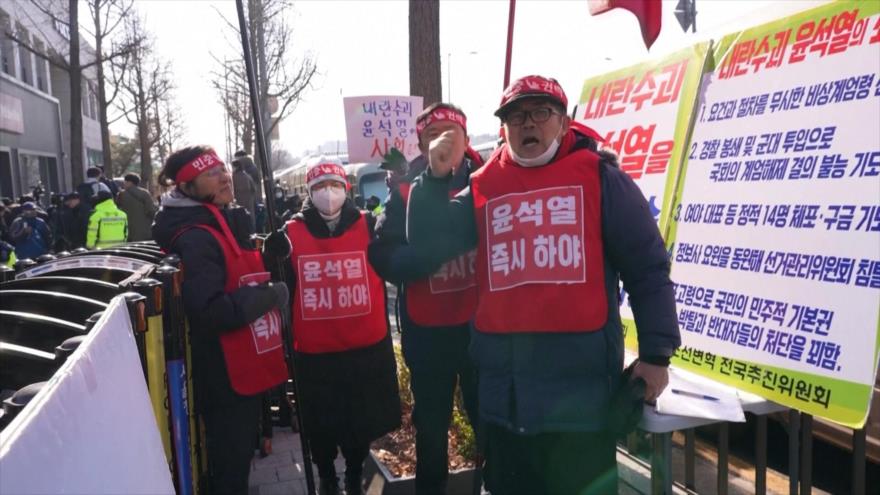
[0,0,103,201]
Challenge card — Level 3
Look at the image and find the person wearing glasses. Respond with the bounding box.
[152,146,290,495]
[405,75,681,494]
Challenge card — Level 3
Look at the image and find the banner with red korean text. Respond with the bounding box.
[343,96,423,163]
[573,42,710,350]
[666,0,880,427]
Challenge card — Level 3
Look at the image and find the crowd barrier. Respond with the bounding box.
[0,244,205,495]
[2,244,875,494]
[0,292,174,494]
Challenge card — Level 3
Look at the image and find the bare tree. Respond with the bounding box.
[5,0,139,186]
[152,95,186,167]
[111,16,173,191]
[86,0,136,171]
[109,135,138,177]
[409,0,441,105]
[210,0,317,160]
[271,146,297,172]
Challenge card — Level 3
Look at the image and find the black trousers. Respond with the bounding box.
[203,395,261,495]
[309,432,370,482]
[483,423,617,495]
[409,365,478,495]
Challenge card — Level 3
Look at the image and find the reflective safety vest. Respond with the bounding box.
[87,199,128,249]
[181,203,288,396]
[469,146,608,333]
[399,182,477,326]
[287,214,387,353]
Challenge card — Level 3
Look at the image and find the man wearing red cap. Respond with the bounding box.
[368,103,481,495]
[406,76,681,494]
[279,157,400,495]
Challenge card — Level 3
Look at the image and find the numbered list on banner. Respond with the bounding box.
[667,1,880,427]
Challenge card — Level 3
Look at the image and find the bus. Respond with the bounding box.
[273,154,389,204]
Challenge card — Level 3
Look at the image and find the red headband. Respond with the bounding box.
[416,108,467,137]
[307,162,350,190]
[176,151,224,183]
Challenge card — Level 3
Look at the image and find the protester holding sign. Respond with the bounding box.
[368,103,481,495]
[152,145,290,495]
[406,75,681,494]
[277,157,400,495]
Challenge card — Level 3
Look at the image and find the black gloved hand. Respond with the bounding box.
[607,360,647,438]
[262,229,292,262]
[269,282,291,333]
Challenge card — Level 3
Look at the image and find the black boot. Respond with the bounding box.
[319,476,341,495]
[344,473,363,495]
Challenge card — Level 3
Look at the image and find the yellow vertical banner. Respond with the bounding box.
[574,42,711,350]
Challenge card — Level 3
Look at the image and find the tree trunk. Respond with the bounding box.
[136,82,153,190]
[408,0,441,105]
[93,1,113,173]
[69,0,84,185]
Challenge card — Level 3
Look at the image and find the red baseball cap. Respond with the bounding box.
[494,75,568,117]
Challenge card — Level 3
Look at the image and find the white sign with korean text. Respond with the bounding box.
[344,95,423,163]
[667,2,880,426]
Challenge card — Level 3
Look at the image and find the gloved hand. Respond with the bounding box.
[269,282,291,333]
[262,229,292,262]
[608,360,647,437]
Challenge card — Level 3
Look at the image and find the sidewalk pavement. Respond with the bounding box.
[250,427,642,495]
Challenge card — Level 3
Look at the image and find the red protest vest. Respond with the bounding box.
[287,214,387,353]
[399,182,477,326]
[182,204,288,396]
[469,146,608,333]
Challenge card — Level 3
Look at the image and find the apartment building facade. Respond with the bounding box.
[0,0,103,202]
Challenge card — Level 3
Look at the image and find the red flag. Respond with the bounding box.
[588,0,662,49]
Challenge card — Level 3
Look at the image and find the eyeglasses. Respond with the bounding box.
[503,107,560,126]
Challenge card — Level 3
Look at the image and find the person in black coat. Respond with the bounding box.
[54,192,88,250]
[153,145,290,495]
[269,157,400,495]
[368,103,481,495]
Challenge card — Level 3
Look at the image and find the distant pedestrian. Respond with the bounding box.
[56,192,88,250]
[232,159,258,229]
[1,239,16,267]
[232,150,264,203]
[9,202,52,259]
[76,167,111,207]
[97,166,120,197]
[86,191,128,249]
[117,173,157,241]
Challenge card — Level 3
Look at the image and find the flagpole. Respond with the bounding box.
[234,2,317,494]
[503,0,516,89]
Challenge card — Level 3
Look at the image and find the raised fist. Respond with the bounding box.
[428,129,466,178]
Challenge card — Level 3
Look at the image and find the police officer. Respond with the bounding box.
[152,146,290,494]
[369,103,481,495]
[85,190,128,249]
[280,157,400,495]
[406,76,681,494]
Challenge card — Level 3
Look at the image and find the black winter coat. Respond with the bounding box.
[283,198,401,445]
[368,155,477,374]
[152,191,282,412]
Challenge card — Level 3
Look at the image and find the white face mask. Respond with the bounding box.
[508,124,565,168]
[310,185,346,217]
